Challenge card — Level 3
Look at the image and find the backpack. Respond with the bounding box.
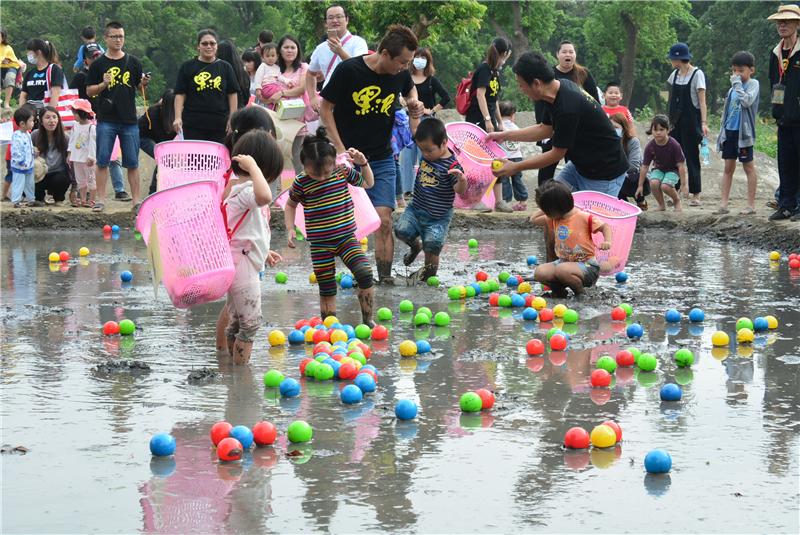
[455,71,474,115]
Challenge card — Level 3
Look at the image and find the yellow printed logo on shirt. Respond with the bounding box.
[489,78,499,97]
[352,85,395,116]
[194,71,222,91]
[417,162,439,187]
[105,67,131,88]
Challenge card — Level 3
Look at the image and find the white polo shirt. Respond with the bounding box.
[308,31,369,87]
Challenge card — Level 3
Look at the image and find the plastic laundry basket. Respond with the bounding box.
[445,122,506,209]
[155,140,231,192]
[572,191,642,275]
[136,180,235,308]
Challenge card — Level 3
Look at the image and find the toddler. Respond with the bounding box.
[67,99,96,207]
[636,115,688,212]
[498,100,528,211]
[256,43,280,105]
[9,106,35,207]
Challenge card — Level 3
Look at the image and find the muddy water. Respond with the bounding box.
[1,227,799,534]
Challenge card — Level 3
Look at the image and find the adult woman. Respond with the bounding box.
[32,106,71,206]
[535,40,600,185]
[609,112,647,208]
[173,29,240,144]
[139,89,177,194]
[19,39,62,110]
[0,29,21,109]
[263,34,308,172]
[241,49,261,99]
[398,47,450,200]
[464,37,512,211]
[217,40,251,109]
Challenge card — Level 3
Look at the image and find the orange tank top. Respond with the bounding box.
[550,209,602,263]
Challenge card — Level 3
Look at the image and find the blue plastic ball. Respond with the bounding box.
[522,307,538,321]
[688,308,705,322]
[341,384,363,404]
[660,383,682,401]
[229,425,254,449]
[615,271,629,283]
[120,270,133,283]
[644,449,672,474]
[626,323,644,339]
[353,373,376,393]
[526,255,538,266]
[470,282,482,295]
[395,399,418,420]
[111,225,120,233]
[299,325,311,333]
[664,309,681,323]
[416,339,432,354]
[330,361,341,379]
[343,325,356,339]
[510,294,526,308]
[340,275,354,289]
[506,277,519,288]
[149,433,176,456]
[361,364,377,374]
[753,317,769,332]
[279,378,301,398]
[288,330,305,344]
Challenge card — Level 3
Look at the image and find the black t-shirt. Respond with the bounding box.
[138,105,176,144]
[22,64,64,102]
[535,66,599,123]
[70,69,90,101]
[86,53,144,124]
[320,56,414,161]
[174,58,240,131]
[466,62,501,118]
[539,79,628,181]
[415,75,451,110]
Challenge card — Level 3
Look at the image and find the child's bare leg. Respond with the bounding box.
[88,189,96,206]
[320,295,337,319]
[534,262,567,297]
[554,263,586,295]
[743,161,757,209]
[650,179,666,210]
[232,339,253,365]
[542,224,557,263]
[216,304,229,351]
[357,287,374,326]
[662,183,681,212]
[719,159,736,209]
[79,187,88,206]
[421,251,440,280]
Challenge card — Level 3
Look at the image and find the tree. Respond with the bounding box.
[484,0,560,58]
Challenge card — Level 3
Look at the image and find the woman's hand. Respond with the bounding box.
[484,120,495,133]
[346,148,368,166]
[172,117,183,134]
[635,186,643,199]
[265,250,283,267]
[599,241,611,250]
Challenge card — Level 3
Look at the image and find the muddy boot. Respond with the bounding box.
[403,239,422,266]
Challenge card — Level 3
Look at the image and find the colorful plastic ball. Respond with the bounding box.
[564,427,590,449]
[602,420,622,442]
[422,275,439,287]
[432,311,450,327]
[552,304,567,318]
[322,315,339,328]
[596,355,617,374]
[468,238,479,248]
[263,369,284,388]
[711,331,730,347]
[119,319,135,335]
[459,392,482,413]
[619,303,633,317]
[312,329,330,345]
[563,309,579,324]
[229,425,254,450]
[78,247,90,257]
[765,315,779,329]
[506,277,519,288]
[550,333,568,351]
[510,294,525,307]
[522,307,538,321]
[304,360,320,378]
[526,338,545,355]
[626,323,644,339]
[354,373,376,393]
[275,272,288,284]
[308,317,323,327]
[266,330,285,346]
[217,437,243,462]
[735,317,754,331]
[590,369,612,387]
[637,353,658,371]
[341,384,363,404]
[102,321,120,336]
[498,271,511,283]
[210,421,233,446]
[252,421,277,446]
[399,300,414,313]
[665,309,681,323]
[517,281,531,294]
[399,340,418,357]
[338,361,358,380]
[498,295,512,308]
[370,324,388,340]
[611,307,627,321]
[48,252,60,263]
[527,255,538,266]
[308,272,317,284]
[349,352,367,366]
[615,271,628,283]
[790,258,800,269]
[660,383,682,401]
[488,293,500,306]
[769,251,781,261]
[538,307,555,322]
[329,329,347,344]
[736,328,755,344]
[750,316,767,332]
[288,329,305,345]
[354,324,371,340]
[414,312,430,326]
[447,286,462,300]
[474,271,488,282]
[487,280,500,291]
[464,285,476,298]
[688,308,705,322]
[111,225,120,233]
[590,424,617,448]
[287,420,313,443]
[372,308,391,323]
[103,224,112,233]
[314,363,335,381]
[279,378,301,398]
[475,388,495,409]
[149,433,176,456]
[616,350,635,367]
[395,399,418,420]
[415,339,432,354]
[644,449,672,473]
[673,348,694,367]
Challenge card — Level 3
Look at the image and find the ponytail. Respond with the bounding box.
[300,126,337,173]
[26,38,60,65]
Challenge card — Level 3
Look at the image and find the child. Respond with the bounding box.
[529,180,611,296]
[394,118,466,281]
[222,129,284,365]
[9,106,35,207]
[255,43,280,105]
[714,51,760,215]
[636,115,688,212]
[67,99,96,207]
[602,82,635,126]
[73,26,102,73]
[498,100,529,211]
[284,127,376,324]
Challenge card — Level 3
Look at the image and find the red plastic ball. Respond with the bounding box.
[516,275,524,284]
[295,319,309,330]
[524,295,534,307]
[357,343,371,359]
[602,420,622,442]
[789,258,800,270]
[59,251,70,262]
[371,325,388,340]
[539,308,555,322]
[526,339,545,355]
[790,253,798,261]
[590,369,612,387]
[331,354,343,362]
[210,421,233,446]
[611,307,627,321]
[299,357,314,375]
[308,316,323,327]
[475,388,495,409]
[338,361,357,380]
[564,426,590,449]
[252,421,278,446]
[488,293,500,306]
[102,321,120,335]
[549,333,567,351]
[476,271,489,282]
[313,342,332,355]
[615,350,635,367]
[217,437,243,462]
[103,224,112,233]
[359,369,378,383]
[312,329,330,344]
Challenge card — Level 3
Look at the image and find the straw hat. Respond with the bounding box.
[33,157,48,183]
[768,4,800,21]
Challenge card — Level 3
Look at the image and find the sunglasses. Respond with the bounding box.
[200,41,217,47]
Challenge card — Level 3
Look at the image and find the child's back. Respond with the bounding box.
[547,208,601,263]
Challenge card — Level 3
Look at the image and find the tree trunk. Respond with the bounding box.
[620,12,637,107]
[488,1,530,60]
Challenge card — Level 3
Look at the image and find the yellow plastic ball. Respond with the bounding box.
[79,247,90,257]
[339,356,354,366]
[736,328,754,344]
[398,340,418,357]
[348,340,362,351]
[491,159,504,171]
[304,328,316,343]
[769,251,781,261]
[329,329,348,343]
[360,237,368,246]
[458,286,467,298]
[711,331,730,347]
[553,304,568,318]
[309,272,317,284]
[322,315,339,328]
[590,424,617,448]
[532,296,547,310]
[765,315,779,329]
[48,252,60,263]
[268,330,286,346]
[711,347,729,361]
[518,281,532,294]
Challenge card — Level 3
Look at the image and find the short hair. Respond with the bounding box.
[327,5,348,19]
[277,34,303,72]
[534,180,574,218]
[604,81,621,92]
[231,130,283,183]
[378,24,418,59]
[225,106,277,151]
[13,106,34,126]
[258,30,274,44]
[731,50,755,68]
[81,26,96,40]
[261,42,278,58]
[300,126,338,175]
[513,52,555,84]
[413,117,447,147]
[646,114,671,135]
[499,100,516,117]
[242,49,260,65]
[105,21,124,34]
[197,29,217,46]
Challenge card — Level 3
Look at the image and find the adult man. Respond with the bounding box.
[768,4,800,221]
[87,21,149,212]
[489,52,628,198]
[319,24,422,284]
[305,5,369,113]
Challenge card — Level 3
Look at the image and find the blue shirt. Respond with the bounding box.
[725,81,747,131]
[410,154,463,219]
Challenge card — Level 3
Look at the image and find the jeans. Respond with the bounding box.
[777,125,800,212]
[555,161,626,198]
[96,121,140,168]
[110,160,125,194]
[501,156,528,202]
[365,155,397,209]
[399,144,420,194]
[139,136,158,194]
[10,170,34,203]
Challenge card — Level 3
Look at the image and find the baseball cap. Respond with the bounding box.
[85,43,102,59]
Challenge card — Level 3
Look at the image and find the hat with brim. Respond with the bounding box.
[768,4,800,21]
[71,98,94,116]
[668,42,692,61]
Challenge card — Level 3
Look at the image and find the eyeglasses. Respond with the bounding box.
[107,35,125,40]
[200,41,217,47]
[326,14,346,21]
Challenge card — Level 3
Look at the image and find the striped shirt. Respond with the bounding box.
[288,165,365,243]
[410,155,463,218]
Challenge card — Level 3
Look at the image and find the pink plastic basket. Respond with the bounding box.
[136,180,235,308]
[155,140,231,192]
[445,122,506,209]
[572,191,642,275]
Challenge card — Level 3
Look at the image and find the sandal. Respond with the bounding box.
[711,207,730,215]
[739,207,756,215]
[689,199,701,207]
[92,202,105,213]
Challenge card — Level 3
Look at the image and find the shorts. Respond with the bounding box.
[394,203,453,255]
[310,235,373,297]
[721,129,754,163]
[225,254,263,343]
[648,169,680,187]
[553,258,600,288]
[1,67,18,89]
[96,121,140,169]
[365,155,396,209]
[555,161,626,198]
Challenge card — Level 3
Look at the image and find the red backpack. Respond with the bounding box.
[455,72,474,115]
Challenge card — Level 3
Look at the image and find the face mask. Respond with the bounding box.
[412,57,427,71]
[615,127,623,138]
[27,53,37,64]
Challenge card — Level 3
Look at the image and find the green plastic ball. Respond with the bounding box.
[417,307,433,320]
[335,272,343,283]
[735,317,754,331]
[488,280,500,292]
[546,327,560,340]
[637,353,658,372]
[596,355,617,374]
[498,295,512,307]
[304,360,320,377]
[314,363,334,381]
[562,309,579,324]
[275,272,288,284]
[377,307,393,321]
[263,369,285,387]
[447,286,461,300]
[134,231,142,241]
[628,347,642,364]
[465,286,476,298]
[434,311,451,326]
[468,238,478,248]
[459,392,482,413]
[619,303,633,317]
[478,281,490,293]
[427,276,440,287]
[354,324,372,339]
[350,352,367,366]
[674,348,695,367]
[119,319,135,335]
[399,300,414,313]
[315,354,328,363]
[287,420,313,443]
[498,271,511,283]
[414,312,430,326]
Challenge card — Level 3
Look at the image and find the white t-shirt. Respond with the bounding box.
[67,123,96,163]
[225,181,271,272]
[500,119,523,159]
[667,67,706,109]
[308,31,369,87]
[254,63,280,91]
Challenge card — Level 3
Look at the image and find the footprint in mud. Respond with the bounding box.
[187,367,220,384]
[92,360,152,375]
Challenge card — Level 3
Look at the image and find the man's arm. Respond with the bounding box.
[319,99,346,154]
[305,70,321,111]
[494,146,566,178]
